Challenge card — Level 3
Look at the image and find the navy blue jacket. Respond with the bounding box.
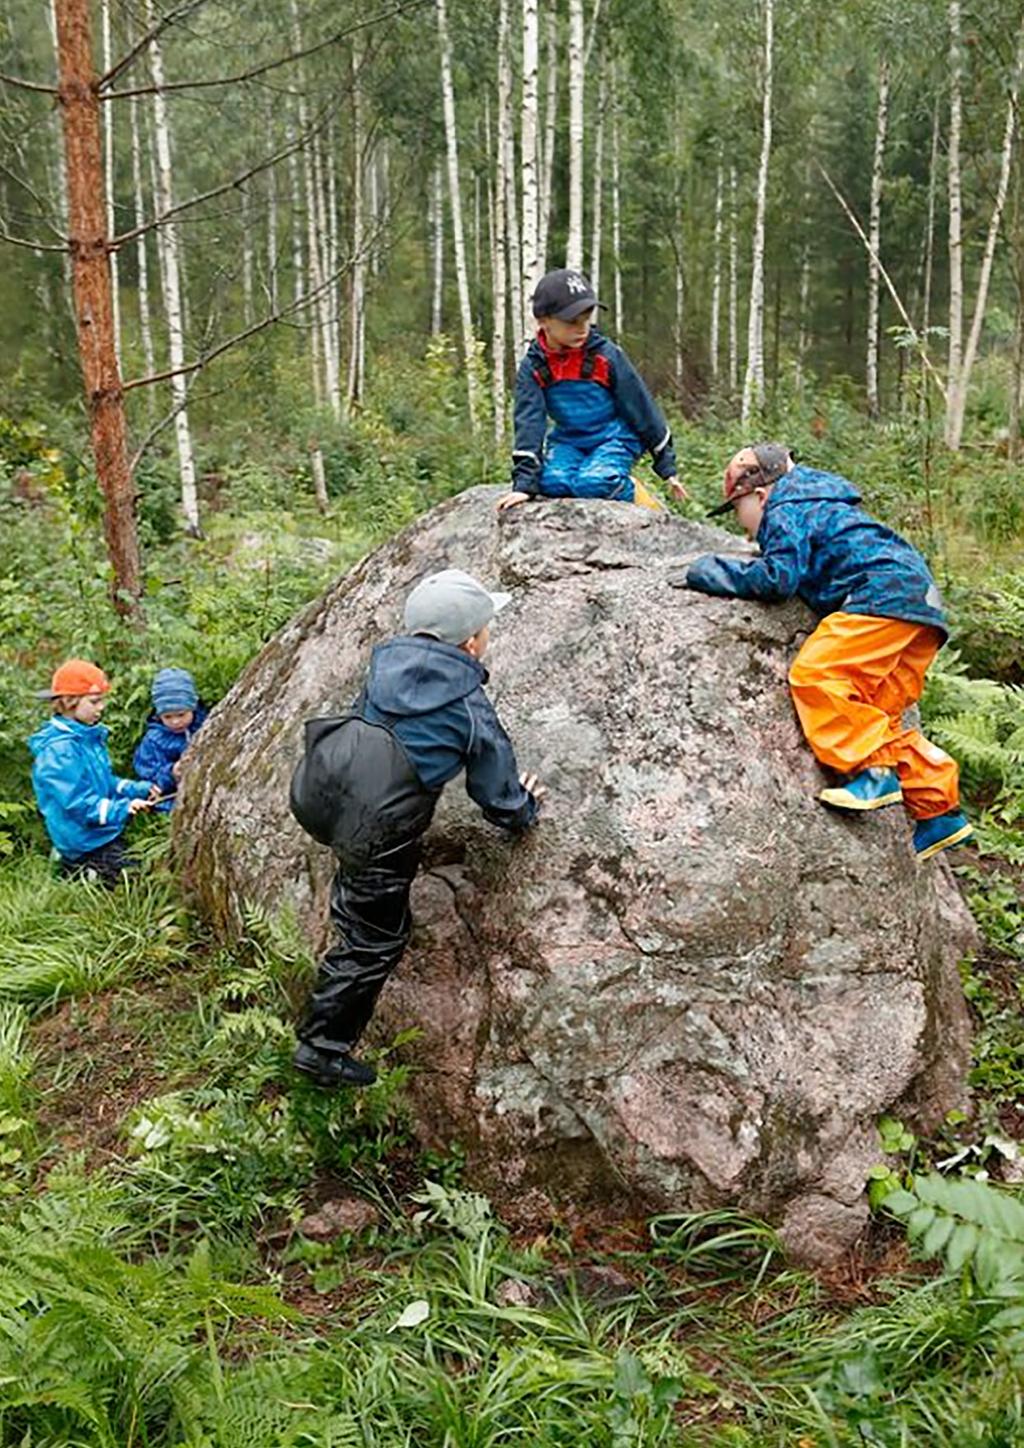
[686,468,948,639]
[512,329,677,494]
[133,705,208,810]
[357,636,538,833]
[29,716,152,861]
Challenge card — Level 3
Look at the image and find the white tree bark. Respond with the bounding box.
[865,58,890,420]
[919,101,940,421]
[436,0,480,425]
[610,65,623,334]
[709,159,723,382]
[241,184,254,326]
[590,84,605,296]
[266,106,279,313]
[504,67,524,354]
[674,240,684,395]
[100,0,120,367]
[128,90,155,388]
[287,121,305,308]
[538,1,558,272]
[521,0,541,337]
[348,45,367,411]
[566,0,585,270]
[945,0,963,445]
[947,20,1024,449]
[145,0,199,534]
[430,164,444,334]
[741,0,773,426]
[492,0,510,440]
[728,164,739,395]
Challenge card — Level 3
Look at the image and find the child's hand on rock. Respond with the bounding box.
[665,476,689,503]
[521,772,547,801]
[171,759,183,781]
[497,492,531,513]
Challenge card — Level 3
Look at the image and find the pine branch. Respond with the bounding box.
[0,221,65,253]
[0,71,58,95]
[97,0,212,92]
[101,0,430,99]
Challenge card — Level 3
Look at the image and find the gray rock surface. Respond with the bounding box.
[175,486,975,1264]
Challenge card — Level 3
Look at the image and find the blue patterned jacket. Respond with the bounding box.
[686,468,948,640]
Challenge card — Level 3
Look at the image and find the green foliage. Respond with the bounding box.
[0,854,188,1002]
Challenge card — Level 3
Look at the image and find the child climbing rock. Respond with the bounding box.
[29,658,159,884]
[672,443,972,861]
[290,569,544,1088]
[133,667,208,812]
[499,267,687,512]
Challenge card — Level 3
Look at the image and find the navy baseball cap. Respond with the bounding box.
[531,268,607,321]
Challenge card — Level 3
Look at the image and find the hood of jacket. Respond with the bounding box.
[28,715,109,757]
[364,636,486,719]
[765,467,862,514]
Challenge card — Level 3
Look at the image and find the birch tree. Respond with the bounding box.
[100,0,120,366]
[145,0,199,534]
[945,0,963,445]
[610,65,623,334]
[709,159,723,383]
[436,0,480,425]
[492,0,511,439]
[946,18,1024,450]
[741,0,773,425]
[430,163,444,335]
[538,2,558,272]
[566,0,584,270]
[521,0,541,335]
[348,41,367,411]
[728,164,739,395]
[865,57,890,420]
[589,84,605,295]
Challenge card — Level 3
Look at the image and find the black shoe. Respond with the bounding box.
[292,1042,378,1088]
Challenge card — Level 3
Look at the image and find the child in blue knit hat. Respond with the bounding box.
[133,668,208,812]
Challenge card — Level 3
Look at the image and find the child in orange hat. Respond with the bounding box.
[29,659,160,884]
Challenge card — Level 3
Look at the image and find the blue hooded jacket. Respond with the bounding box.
[512,329,676,494]
[133,705,208,810]
[686,467,948,639]
[356,635,537,833]
[29,716,152,861]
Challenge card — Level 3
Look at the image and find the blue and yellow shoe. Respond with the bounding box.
[913,810,974,860]
[818,767,903,812]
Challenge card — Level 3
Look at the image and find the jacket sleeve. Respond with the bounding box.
[463,692,538,833]
[133,730,176,794]
[686,506,810,601]
[511,354,548,495]
[36,743,134,831]
[607,343,677,480]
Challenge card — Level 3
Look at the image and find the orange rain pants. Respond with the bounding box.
[788,611,960,821]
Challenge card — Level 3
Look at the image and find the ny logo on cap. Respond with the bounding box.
[565,272,588,294]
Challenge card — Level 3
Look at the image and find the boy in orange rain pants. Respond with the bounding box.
[671,443,972,860]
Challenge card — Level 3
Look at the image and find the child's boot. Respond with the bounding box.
[818,767,903,812]
[913,810,974,860]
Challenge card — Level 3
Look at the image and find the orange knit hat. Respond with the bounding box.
[37,659,111,700]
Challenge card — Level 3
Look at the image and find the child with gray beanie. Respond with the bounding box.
[133,667,208,812]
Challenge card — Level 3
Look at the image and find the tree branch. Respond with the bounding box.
[0,220,66,252]
[102,0,429,99]
[122,256,355,393]
[0,71,58,95]
[97,0,211,92]
[817,161,948,402]
[111,95,342,249]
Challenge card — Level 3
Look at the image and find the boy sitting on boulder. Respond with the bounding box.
[498,268,687,513]
[290,569,544,1088]
[672,443,972,860]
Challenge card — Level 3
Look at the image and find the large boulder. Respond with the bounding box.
[176,487,974,1264]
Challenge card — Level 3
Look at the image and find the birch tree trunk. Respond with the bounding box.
[947,20,1024,450]
[145,0,199,535]
[348,44,367,410]
[538,1,558,272]
[267,108,279,313]
[590,84,605,296]
[287,121,304,307]
[709,159,723,382]
[611,67,623,334]
[436,0,480,425]
[241,184,254,326]
[741,0,773,426]
[492,0,510,441]
[919,101,940,424]
[129,89,155,389]
[100,0,120,367]
[504,54,524,356]
[54,0,141,612]
[521,0,541,336]
[945,0,963,445]
[865,58,890,420]
[728,164,739,395]
[430,163,444,334]
[566,0,585,270]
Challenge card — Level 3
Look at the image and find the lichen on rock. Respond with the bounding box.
[175,486,974,1265]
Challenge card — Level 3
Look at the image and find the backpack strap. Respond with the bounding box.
[532,359,555,388]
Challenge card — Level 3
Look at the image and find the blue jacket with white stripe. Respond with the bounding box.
[511,329,676,494]
[29,716,152,861]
